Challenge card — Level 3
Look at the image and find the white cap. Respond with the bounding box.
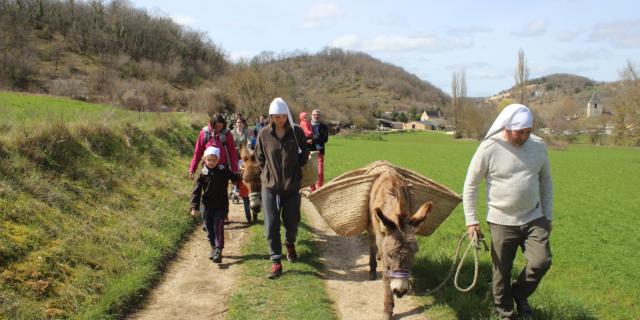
[484,103,533,140]
[505,108,532,130]
[268,97,302,154]
[269,97,296,127]
[203,146,220,158]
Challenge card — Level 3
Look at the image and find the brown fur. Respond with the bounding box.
[240,147,262,193]
[367,170,432,319]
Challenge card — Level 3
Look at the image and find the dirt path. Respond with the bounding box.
[129,202,251,320]
[129,197,427,320]
[301,198,429,320]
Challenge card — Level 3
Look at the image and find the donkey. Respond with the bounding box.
[240,147,262,221]
[367,169,432,320]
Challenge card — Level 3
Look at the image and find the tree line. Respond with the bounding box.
[0,0,226,89]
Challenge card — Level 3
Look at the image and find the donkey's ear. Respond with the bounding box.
[409,202,432,228]
[375,207,397,231]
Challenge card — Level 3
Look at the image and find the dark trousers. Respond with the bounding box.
[204,207,227,249]
[262,188,301,262]
[489,217,552,318]
[242,196,251,222]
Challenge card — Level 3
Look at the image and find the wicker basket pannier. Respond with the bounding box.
[307,161,461,237]
[307,174,377,236]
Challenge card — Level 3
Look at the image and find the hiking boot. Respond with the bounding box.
[268,262,282,279]
[212,248,222,263]
[208,248,215,260]
[285,242,297,263]
[515,298,533,318]
[494,308,516,320]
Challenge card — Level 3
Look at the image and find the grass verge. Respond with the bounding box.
[226,216,336,320]
[0,92,205,319]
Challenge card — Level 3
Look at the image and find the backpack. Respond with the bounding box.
[203,126,227,145]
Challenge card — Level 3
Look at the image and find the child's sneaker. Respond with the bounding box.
[212,248,222,263]
[268,262,282,279]
[285,242,297,263]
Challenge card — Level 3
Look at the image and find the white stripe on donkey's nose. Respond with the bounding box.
[390,278,409,298]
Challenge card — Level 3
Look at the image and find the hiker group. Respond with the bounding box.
[189,98,328,277]
[187,98,553,320]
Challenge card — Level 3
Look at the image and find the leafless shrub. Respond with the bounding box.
[48,79,89,99]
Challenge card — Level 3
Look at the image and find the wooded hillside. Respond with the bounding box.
[0,0,449,127]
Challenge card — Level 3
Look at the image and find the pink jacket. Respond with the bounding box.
[189,124,239,174]
[299,112,312,138]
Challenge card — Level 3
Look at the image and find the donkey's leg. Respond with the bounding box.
[382,274,394,320]
[368,232,378,280]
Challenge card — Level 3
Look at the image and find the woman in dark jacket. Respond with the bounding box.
[255,97,309,279]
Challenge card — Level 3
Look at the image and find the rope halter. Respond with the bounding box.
[387,269,411,279]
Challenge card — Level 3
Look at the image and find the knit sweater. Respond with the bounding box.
[463,133,553,226]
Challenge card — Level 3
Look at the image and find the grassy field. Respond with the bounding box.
[319,131,639,319]
[2,90,637,319]
[0,92,204,319]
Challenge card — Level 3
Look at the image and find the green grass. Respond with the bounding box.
[0,91,189,131]
[3,90,637,319]
[320,131,639,319]
[226,217,336,320]
[0,92,205,319]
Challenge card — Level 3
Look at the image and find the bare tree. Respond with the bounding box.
[231,67,277,120]
[613,60,640,145]
[451,69,466,138]
[515,48,529,105]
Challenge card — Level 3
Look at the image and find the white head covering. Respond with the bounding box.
[268,97,302,154]
[269,97,296,128]
[203,146,220,158]
[484,103,533,140]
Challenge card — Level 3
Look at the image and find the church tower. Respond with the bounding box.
[587,92,602,117]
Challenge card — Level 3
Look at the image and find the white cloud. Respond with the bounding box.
[589,19,640,48]
[171,15,197,27]
[330,34,473,53]
[556,29,583,42]
[471,70,508,80]
[511,19,547,37]
[303,2,345,29]
[447,26,492,36]
[330,35,359,48]
[553,49,612,62]
[445,61,490,71]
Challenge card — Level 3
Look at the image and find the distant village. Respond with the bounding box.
[372,91,621,137]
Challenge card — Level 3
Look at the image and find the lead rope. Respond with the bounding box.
[423,231,489,295]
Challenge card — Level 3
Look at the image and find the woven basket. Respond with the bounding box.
[307,160,461,237]
[307,174,377,236]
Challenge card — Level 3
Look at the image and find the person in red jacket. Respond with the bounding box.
[189,113,239,178]
[189,113,239,224]
[299,111,313,139]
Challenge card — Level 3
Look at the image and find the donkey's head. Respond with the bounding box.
[240,147,262,192]
[373,174,432,298]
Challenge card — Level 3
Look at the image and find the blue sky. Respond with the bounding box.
[130,0,640,97]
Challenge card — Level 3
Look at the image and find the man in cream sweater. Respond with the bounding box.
[463,104,553,320]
